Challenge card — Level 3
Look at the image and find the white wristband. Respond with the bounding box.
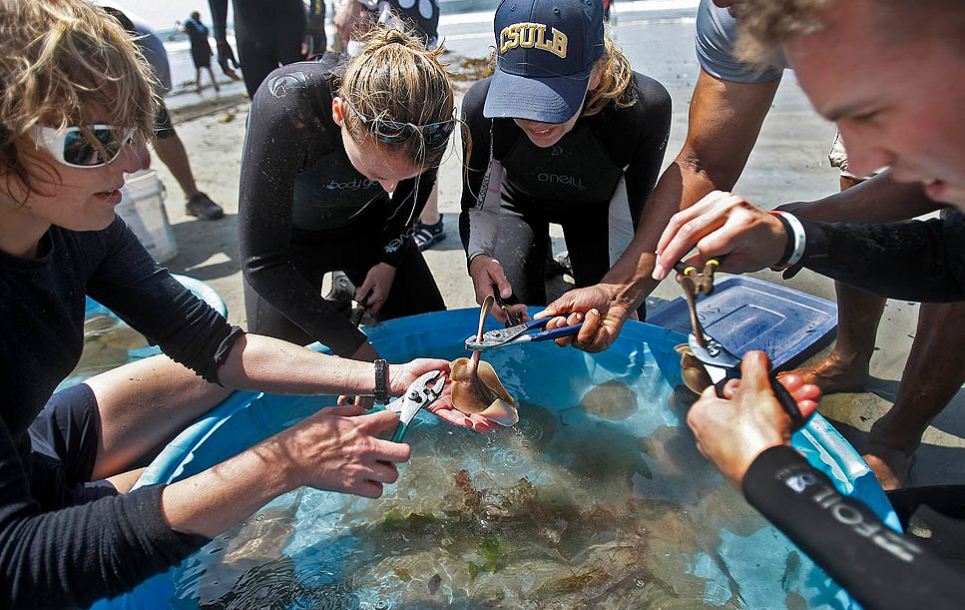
[772,211,807,267]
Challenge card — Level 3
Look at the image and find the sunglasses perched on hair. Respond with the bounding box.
[27,124,136,169]
[342,98,456,147]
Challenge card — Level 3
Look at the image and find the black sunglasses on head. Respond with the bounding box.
[342,97,455,147]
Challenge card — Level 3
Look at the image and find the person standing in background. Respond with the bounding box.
[104,7,225,220]
[179,11,221,95]
[209,0,327,98]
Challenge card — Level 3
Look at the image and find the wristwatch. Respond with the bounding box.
[374,358,389,404]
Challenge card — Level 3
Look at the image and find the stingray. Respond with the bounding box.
[580,380,639,420]
[675,344,713,395]
[449,295,519,426]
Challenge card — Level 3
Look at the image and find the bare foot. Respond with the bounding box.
[779,352,869,395]
[862,447,915,491]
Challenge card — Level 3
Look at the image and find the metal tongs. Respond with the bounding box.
[383,370,447,442]
[676,260,810,431]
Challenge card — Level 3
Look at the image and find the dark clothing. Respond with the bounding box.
[0,217,240,608]
[360,0,440,48]
[239,59,443,356]
[27,384,116,510]
[743,446,963,609]
[799,212,965,302]
[183,18,214,69]
[459,75,671,304]
[244,229,444,347]
[209,0,308,97]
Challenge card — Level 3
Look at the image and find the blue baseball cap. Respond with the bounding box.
[484,0,605,123]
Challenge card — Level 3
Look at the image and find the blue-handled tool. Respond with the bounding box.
[464,317,584,351]
[383,370,447,442]
[676,260,810,431]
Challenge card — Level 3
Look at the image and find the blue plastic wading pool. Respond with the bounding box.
[93,310,897,610]
[57,275,227,392]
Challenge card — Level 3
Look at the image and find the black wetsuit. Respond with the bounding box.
[359,0,440,48]
[744,446,963,609]
[0,217,242,608]
[239,58,445,357]
[209,0,325,97]
[460,75,671,306]
[739,211,965,607]
[797,212,965,302]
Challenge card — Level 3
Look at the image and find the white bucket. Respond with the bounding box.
[116,169,178,263]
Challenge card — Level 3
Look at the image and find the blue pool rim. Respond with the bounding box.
[94,309,899,609]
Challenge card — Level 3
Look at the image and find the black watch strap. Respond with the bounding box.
[374,358,389,404]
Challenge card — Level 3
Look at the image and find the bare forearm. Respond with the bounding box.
[218,334,376,396]
[781,171,939,223]
[603,158,721,305]
[161,435,294,537]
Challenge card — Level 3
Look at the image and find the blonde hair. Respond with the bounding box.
[0,0,157,198]
[338,26,455,168]
[733,0,965,64]
[582,36,636,118]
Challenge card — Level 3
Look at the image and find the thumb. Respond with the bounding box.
[739,351,773,393]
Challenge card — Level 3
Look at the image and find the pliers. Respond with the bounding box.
[383,370,447,442]
[465,317,584,351]
[675,260,810,431]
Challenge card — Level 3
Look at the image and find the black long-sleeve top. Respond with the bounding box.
[238,59,436,355]
[459,74,672,262]
[798,212,965,302]
[0,218,242,608]
[744,446,963,609]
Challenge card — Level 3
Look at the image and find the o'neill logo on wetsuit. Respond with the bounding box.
[499,23,567,58]
[324,178,377,190]
[538,172,585,190]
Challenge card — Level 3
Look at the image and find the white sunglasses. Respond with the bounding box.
[27,124,135,169]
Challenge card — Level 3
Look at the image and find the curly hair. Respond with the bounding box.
[582,35,637,118]
[0,0,157,199]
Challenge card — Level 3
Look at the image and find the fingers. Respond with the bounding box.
[488,264,513,300]
[355,409,401,436]
[324,404,367,417]
[654,191,744,280]
[370,437,412,462]
[355,480,384,499]
[737,351,773,393]
[368,460,400,484]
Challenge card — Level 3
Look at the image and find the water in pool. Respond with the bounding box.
[168,343,840,609]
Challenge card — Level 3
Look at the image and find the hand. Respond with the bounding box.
[280,404,411,498]
[215,38,241,80]
[686,351,821,488]
[425,382,501,434]
[389,358,451,395]
[535,284,632,352]
[469,256,528,323]
[356,263,397,316]
[652,191,788,281]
